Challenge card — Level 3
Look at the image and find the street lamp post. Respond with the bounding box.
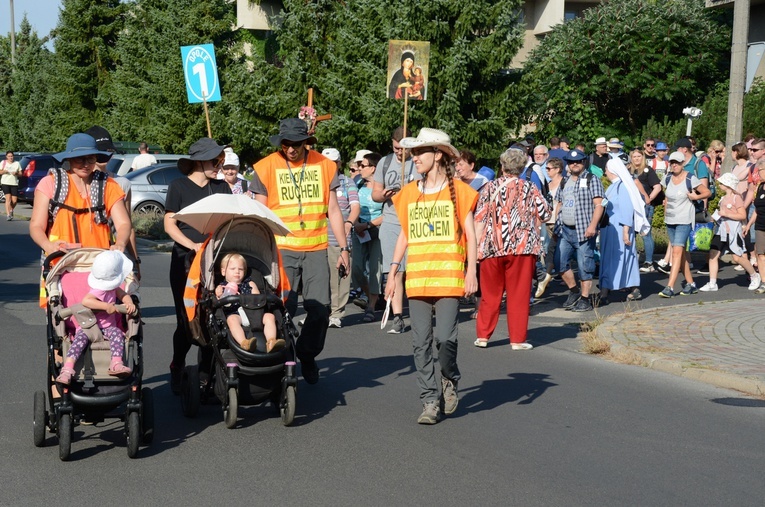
[9,0,15,65]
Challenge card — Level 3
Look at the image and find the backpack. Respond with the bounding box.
[664,172,705,215]
[47,167,110,235]
[693,152,716,199]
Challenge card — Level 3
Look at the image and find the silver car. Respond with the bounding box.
[124,162,184,215]
[107,153,185,176]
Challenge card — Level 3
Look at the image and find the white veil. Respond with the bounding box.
[605,158,651,236]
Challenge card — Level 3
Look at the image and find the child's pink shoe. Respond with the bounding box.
[108,362,132,378]
[56,367,76,385]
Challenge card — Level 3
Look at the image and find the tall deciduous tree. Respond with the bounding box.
[519,0,730,144]
[220,0,525,162]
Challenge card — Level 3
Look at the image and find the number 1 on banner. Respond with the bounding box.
[192,63,208,99]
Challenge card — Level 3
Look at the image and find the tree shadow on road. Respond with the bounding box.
[454,372,558,416]
[709,397,765,408]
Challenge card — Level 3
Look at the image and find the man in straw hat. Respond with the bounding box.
[253,118,350,385]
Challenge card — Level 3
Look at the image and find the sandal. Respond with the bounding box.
[56,367,76,385]
[626,288,642,301]
[469,309,478,319]
[108,362,132,378]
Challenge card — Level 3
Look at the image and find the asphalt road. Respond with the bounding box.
[1,212,764,506]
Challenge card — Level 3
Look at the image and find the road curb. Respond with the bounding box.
[597,302,765,398]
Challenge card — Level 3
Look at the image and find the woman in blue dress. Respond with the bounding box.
[598,158,650,303]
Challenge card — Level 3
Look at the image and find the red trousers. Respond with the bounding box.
[476,254,535,344]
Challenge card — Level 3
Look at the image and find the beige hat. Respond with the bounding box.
[668,151,685,163]
[594,137,607,145]
[607,137,622,149]
[399,128,460,158]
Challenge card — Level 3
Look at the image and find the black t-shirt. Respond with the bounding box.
[754,183,765,231]
[590,153,610,171]
[637,167,663,206]
[165,177,232,245]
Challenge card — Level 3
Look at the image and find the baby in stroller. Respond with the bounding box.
[56,250,136,384]
[215,252,285,353]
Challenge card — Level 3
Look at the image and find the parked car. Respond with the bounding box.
[125,162,184,215]
[107,153,185,176]
[17,154,63,203]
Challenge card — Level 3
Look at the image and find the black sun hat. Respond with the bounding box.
[178,137,227,175]
[268,118,317,147]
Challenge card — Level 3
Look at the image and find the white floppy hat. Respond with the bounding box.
[88,250,133,292]
[354,149,373,163]
[321,147,341,162]
[223,147,239,168]
[399,128,460,158]
[717,172,739,190]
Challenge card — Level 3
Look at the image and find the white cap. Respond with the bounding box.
[668,151,685,163]
[321,147,341,162]
[354,149,373,163]
[223,147,239,167]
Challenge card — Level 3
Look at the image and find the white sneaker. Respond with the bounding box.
[328,317,342,328]
[511,342,533,350]
[748,273,761,291]
[656,259,668,268]
[734,264,745,271]
[699,282,718,292]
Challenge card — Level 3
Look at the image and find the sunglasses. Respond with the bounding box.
[69,155,98,165]
[281,140,305,149]
[359,163,374,169]
[714,149,723,154]
[411,147,436,157]
[644,143,655,147]
[749,147,764,152]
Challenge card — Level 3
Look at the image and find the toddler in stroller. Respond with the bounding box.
[215,252,285,353]
[56,251,135,384]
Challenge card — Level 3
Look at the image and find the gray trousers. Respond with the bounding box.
[281,249,330,362]
[409,297,461,403]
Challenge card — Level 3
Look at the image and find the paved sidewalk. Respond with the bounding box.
[597,300,765,397]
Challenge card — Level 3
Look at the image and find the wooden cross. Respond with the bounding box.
[306,88,332,135]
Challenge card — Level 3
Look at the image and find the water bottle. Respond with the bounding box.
[222,282,239,298]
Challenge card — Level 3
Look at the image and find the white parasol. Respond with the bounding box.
[172,194,291,236]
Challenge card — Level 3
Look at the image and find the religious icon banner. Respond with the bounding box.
[387,40,430,101]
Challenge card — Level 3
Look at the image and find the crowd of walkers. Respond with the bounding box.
[26,123,765,425]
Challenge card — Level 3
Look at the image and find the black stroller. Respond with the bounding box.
[178,214,299,427]
[34,248,153,460]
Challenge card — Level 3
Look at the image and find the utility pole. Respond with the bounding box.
[9,0,15,65]
[723,0,750,172]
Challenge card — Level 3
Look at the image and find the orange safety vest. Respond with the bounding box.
[393,179,478,298]
[38,173,126,307]
[183,236,211,322]
[254,150,336,252]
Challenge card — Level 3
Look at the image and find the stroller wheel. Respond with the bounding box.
[140,387,155,445]
[181,365,200,418]
[33,390,47,447]
[281,385,296,426]
[224,388,238,429]
[58,413,72,461]
[126,411,140,459]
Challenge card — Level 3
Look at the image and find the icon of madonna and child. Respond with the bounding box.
[387,41,430,101]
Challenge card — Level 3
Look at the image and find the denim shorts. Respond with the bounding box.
[555,225,596,281]
[667,223,692,247]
